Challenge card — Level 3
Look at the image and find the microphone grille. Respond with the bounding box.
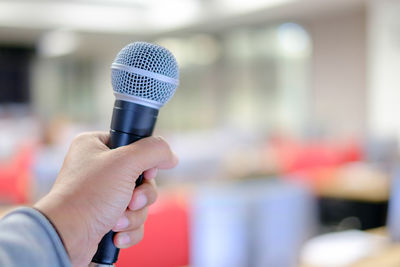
[112,42,179,108]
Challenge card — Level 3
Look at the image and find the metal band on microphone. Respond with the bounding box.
[113,92,162,110]
[111,63,179,86]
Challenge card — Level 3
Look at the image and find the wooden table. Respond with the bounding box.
[301,228,400,267]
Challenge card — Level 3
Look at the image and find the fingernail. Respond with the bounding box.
[131,193,147,211]
[113,216,129,231]
[117,233,130,246]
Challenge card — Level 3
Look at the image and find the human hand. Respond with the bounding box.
[34,132,178,267]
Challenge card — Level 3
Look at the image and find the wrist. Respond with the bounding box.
[34,191,94,266]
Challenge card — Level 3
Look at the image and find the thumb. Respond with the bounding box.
[109,136,178,174]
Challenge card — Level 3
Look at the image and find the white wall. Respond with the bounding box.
[367,0,400,143]
[304,7,367,137]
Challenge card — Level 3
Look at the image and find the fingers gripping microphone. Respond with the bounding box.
[90,42,179,266]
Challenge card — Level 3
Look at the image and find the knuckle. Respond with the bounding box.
[118,145,135,159]
[131,227,145,244]
[152,136,173,159]
[133,218,144,228]
[136,209,148,225]
[138,226,145,239]
[140,183,157,205]
[147,187,158,205]
[152,136,168,148]
[72,132,90,145]
[149,178,157,187]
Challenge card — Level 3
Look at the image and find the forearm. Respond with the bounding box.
[0,207,71,267]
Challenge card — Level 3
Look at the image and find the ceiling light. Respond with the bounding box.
[38,29,79,57]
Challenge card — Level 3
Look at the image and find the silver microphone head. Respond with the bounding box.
[111,42,179,110]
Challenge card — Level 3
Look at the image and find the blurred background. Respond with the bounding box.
[1,0,400,266]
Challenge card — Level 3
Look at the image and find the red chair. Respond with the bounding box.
[0,145,33,204]
[117,192,189,267]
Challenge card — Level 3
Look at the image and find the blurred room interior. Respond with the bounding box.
[1,0,400,266]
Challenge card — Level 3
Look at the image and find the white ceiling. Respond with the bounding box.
[0,0,295,34]
[0,0,367,46]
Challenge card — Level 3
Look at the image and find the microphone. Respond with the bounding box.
[90,42,179,266]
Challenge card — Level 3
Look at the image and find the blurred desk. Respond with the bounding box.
[316,164,389,202]
[302,243,400,267]
[349,227,400,267]
[301,228,400,267]
[315,164,389,230]
[350,244,400,267]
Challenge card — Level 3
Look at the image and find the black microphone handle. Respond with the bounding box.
[91,100,158,266]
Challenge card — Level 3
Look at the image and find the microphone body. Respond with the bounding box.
[109,99,158,150]
[91,99,158,265]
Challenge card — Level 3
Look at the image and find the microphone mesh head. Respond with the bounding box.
[112,42,179,108]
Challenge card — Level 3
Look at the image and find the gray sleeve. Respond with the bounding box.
[0,207,71,267]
